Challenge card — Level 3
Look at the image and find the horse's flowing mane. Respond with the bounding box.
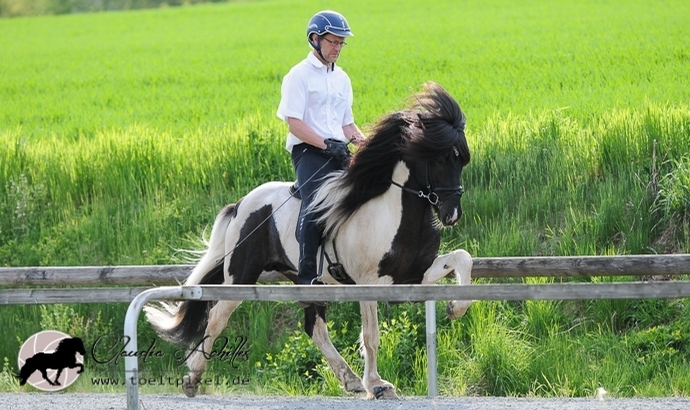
[312,82,469,237]
[55,338,71,353]
[54,337,84,354]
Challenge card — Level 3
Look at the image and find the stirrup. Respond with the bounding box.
[295,277,326,308]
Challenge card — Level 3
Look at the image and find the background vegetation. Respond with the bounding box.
[1,0,690,397]
[0,0,227,17]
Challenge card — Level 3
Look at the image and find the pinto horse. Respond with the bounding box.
[145,82,473,399]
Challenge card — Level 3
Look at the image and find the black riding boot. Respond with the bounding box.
[296,209,323,285]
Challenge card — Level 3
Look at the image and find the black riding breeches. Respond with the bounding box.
[291,144,342,284]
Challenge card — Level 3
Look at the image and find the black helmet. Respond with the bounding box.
[307,10,354,47]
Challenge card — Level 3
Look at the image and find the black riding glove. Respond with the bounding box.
[323,138,351,168]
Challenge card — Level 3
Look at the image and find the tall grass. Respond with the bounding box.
[2,0,690,137]
[1,0,690,397]
[0,118,292,265]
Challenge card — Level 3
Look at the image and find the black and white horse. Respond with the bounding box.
[145,82,473,399]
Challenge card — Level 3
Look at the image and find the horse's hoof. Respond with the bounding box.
[372,385,399,400]
[446,300,472,319]
[182,376,198,397]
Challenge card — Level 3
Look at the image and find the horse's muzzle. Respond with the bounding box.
[440,205,461,226]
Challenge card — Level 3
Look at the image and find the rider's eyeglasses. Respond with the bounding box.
[322,37,347,48]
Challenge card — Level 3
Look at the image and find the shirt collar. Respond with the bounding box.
[306,51,335,71]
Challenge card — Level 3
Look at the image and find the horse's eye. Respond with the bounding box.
[435,156,445,165]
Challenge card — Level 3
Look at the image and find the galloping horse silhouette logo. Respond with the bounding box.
[17,330,85,391]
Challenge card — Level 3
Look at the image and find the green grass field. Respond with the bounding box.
[1,0,690,397]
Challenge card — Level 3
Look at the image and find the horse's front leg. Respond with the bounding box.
[359,301,398,400]
[421,249,473,319]
[304,305,365,393]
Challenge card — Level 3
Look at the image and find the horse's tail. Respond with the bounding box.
[144,203,239,345]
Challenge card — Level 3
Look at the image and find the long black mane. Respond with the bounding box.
[55,337,85,355]
[331,82,469,222]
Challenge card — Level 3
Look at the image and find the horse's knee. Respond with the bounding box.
[452,249,472,283]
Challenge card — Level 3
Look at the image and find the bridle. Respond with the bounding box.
[391,161,464,207]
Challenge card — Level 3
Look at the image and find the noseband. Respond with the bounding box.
[391,162,464,207]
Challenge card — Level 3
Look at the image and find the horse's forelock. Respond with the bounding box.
[402,83,470,164]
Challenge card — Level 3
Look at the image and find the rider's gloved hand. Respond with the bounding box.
[323,138,351,168]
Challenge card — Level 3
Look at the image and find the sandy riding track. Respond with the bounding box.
[2,393,690,410]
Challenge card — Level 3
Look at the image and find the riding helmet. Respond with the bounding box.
[306,10,354,47]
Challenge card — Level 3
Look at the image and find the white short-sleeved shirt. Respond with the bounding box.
[277,52,355,152]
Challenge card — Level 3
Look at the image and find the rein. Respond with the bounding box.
[390,162,464,206]
[390,180,441,205]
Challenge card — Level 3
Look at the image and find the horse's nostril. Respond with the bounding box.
[444,208,460,225]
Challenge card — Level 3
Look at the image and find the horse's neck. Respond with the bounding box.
[390,161,411,187]
[389,161,436,231]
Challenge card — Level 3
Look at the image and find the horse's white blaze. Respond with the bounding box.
[447,207,459,224]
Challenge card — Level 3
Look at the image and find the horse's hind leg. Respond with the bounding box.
[305,305,364,393]
[421,248,473,319]
[359,301,398,400]
[183,300,241,397]
[52,368,63,385]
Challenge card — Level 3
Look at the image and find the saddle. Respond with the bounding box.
[289,183,301,199]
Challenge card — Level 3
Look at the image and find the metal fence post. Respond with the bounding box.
[425,300,437,397]
[124,286,202,410]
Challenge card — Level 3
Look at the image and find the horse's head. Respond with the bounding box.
[401,83,470,226]
[318,82,469,235]
[56,337,86,356]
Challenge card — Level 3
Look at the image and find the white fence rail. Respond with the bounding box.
[1,255,689,410]
[2,254,689,305]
